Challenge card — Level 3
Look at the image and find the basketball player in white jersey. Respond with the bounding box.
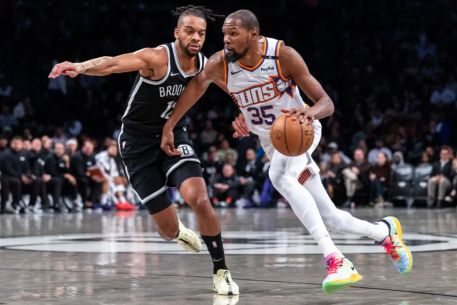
[161,9,413,293]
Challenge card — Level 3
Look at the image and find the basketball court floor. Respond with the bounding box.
[1,207,456,304]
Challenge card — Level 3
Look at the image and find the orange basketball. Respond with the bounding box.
[270,114,314,156]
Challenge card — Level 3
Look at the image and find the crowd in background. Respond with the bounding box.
[1,0,457,213]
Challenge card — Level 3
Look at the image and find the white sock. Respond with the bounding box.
[304,174,390,242]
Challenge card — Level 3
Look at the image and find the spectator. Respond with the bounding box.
[28,138,51,210]
[427,146,454,207]
[0,106,17,130]
[369,152,392,207]
[65,138,78,156]
[201,146,222,199]
[322,152,346,202]
[391,151,405,170]
[216,139,238,164]
[71,139,103,208]
[368,138,392,164]
[444,157,457,204]
[95,140,134,211]
[212,164,242,207]
[199,120,219,150]
[320,142,351,168]
[44,142,78,212]
[342,148,371,206]
[0,134,9,154]
[237,148,262,208]
[0,136,39,213]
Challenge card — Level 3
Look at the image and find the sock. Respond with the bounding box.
[371,221,390,242]
[201,233,228,274]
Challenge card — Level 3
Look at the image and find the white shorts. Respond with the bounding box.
[259,119,322,180]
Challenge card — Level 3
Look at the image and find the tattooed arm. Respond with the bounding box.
[48,48,165,78]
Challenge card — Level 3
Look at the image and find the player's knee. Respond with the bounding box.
[269,169,283,189]
[187,193,211,214]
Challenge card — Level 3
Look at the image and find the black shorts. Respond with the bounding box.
[118,127,202,214]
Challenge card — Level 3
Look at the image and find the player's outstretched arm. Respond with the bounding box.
[161,52,225,156]
[278,44,334,124]
[48,48,162,78]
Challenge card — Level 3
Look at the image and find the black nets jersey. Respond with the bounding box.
[121,42,205,136]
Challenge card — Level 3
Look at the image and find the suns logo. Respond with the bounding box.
[230,76,296,108]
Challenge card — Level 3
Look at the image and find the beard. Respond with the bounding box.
[179,39,200,57]
[225,47,249,63]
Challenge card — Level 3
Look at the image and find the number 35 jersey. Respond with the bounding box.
[224,37,309,139]
[122,42,205,136]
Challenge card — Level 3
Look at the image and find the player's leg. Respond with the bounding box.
[303,172,413,274]
[269,151,361,293]
[168,162,239,295]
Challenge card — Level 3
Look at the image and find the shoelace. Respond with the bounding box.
[383,237,400,260]
[327,257,343,274]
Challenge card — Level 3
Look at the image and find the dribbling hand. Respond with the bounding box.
[281,107,314,125]
[232,113,250,138]
[48,61,82,78]
[160,127,182,157]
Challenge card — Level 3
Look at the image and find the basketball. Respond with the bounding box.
[270,114,314,156]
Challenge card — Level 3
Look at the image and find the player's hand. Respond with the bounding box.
[232,113,250,138]
[281,107,314,125]
[160,126,181,157]
[48,61,82,78]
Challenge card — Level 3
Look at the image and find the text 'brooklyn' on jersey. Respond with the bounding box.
[121,42,205,137]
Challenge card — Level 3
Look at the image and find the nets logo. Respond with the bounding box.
[177,144,194,157]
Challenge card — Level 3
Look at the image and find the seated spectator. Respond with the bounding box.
[28,138,50,211]
[444,157,457,204]
[71,139,103,208]
[427,146,454,207]
[237,148,262,208]
[391,151,405,170]
[0,134,8,154]
[95,140,134,211]
[65,138,78,156]
[216,139,238,164]
[342,148,371,206]
[320,142,351,169]
[199,120,219,150]
[201,146,222,199]
[212,164,244,207]
[368,138,392,164]
[369,152,392,207]
[0,136,40,214]
[322,152,346,203]
[44,142,78,212]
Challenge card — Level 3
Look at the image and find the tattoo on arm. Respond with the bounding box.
[79,56,113,73]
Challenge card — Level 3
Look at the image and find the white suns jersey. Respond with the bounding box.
[225,37,321,159]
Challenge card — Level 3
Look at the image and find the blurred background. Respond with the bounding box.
[1,0,457,213]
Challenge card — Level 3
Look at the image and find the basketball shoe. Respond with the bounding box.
[378,216,413,274]
[175,220,202,253]
[322,254,362,293]
[213,269,239,295]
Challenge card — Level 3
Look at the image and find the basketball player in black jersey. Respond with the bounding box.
[48,5,239,295]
